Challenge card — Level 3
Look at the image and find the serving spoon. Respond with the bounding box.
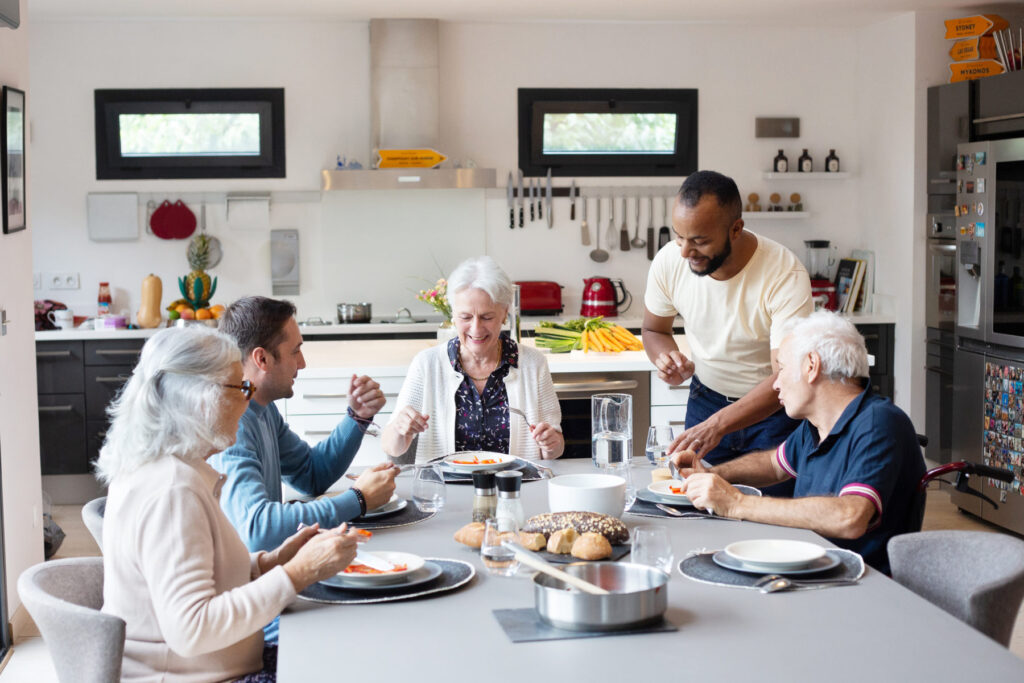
[754,574,859,593]
[589,196,609,262]
[630,195,646,249]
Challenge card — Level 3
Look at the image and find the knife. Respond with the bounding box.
[354,550,394,572]
[545,168,553,228]
[538,175,544,220]
[517,170,524,228]
[530,178,537,222]
[507,172,515,230]
[570,180,577,221]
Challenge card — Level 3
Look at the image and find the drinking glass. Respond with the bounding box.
[412,464,446,513]
[645,425,677,466]
[631,526,674,574]
[481,517,520,577]
[605,459,636,514]
[591,393,632,469]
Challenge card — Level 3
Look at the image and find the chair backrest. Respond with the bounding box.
[17,557,125,683]
[888,530,1024,646]
[81,496,106,549]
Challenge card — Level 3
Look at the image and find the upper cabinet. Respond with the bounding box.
[927,81,970,195]
[975,70,1024,140]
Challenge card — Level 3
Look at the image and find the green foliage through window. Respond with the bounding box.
[118,113,261,157]
[542,113,676,155]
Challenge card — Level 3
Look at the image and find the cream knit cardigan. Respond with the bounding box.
[390,342,562,462]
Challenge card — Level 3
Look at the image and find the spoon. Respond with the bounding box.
[503,540,610,595]
[589,197,609,262]
[755,575,859,593]
[619,196,631,251]
[630,195,646,249]
[655,503,684,517]
[606,195,618,250]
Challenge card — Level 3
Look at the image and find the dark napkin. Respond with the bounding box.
[352,501,437,530]
[298,559,475,605]
[493,608,677,643]
[677,549,865,590]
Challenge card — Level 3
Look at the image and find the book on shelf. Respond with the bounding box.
[846,260,866,313]
[850,249,875,313]
[834,258,863,313]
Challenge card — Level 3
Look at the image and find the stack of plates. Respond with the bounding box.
[320,552,444,592]
[713,539,840,575]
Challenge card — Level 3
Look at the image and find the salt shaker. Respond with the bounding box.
[471,471,497,523]
[495,470,525,528]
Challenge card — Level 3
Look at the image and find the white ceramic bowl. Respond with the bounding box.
[548,473,626,517]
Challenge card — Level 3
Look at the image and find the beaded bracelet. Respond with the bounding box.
[350,487,367,516]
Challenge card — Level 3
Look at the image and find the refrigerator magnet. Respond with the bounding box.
[978,202,985,216]
[976,222,985,237]
[966,181,975,193]
[958,180,964,193]
[976,151,986,165]
[957,155,965,170]
[977,178,986,193]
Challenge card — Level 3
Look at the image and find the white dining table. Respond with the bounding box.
[277,459,1024,682]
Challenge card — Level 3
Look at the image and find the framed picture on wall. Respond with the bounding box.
[2,86,25,234]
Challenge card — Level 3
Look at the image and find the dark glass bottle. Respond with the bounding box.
[773,149,788,173]
[825,149,840,172]
[798,149,813,172]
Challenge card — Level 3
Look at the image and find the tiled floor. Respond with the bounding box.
[3,488,1023,679]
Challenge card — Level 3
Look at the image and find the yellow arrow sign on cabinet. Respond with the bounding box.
[377,149,448,169]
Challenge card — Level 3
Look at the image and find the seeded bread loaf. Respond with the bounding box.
[522,511,629,545]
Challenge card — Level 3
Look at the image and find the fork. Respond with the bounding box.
[508,406,534,429]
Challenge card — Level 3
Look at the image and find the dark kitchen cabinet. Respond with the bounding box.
[927,81,970,195]
[36,338,144,475]
[856,323,894,401]
[975,70,1024,140]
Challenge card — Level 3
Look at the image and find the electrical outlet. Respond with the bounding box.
[48,272,80,290]
[33,272,41,289]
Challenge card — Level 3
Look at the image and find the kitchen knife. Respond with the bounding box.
[570,181,577,221]
[530,179,536,223]
[620,196,630,251]
[658,194,671,250]
[507,172,515,230]
[517,170,524,228]
[538,173,544,220]
[647,195,656,260]
[545,168,553,228]
[580,193,590,245]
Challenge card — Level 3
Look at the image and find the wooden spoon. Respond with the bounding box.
[503,541,610,595]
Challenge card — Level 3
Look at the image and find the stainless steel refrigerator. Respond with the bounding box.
[953,138,1024,533]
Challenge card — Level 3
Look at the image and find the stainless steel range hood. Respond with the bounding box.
[322,18,495,191]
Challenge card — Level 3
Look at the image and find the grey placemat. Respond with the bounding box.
[298,558,475,605]
[678,549,865,590]
[443,461,544,485]
[353,501,437,530]
[626,498,714,519]
[493,608,677,643]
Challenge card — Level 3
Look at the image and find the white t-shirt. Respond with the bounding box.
[644,232,813,398]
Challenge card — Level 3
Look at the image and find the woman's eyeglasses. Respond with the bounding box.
[223,380,256,400]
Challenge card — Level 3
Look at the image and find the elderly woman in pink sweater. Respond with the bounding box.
[96,326,358,682]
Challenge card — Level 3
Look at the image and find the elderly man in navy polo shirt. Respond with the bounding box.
[672,311,925,573]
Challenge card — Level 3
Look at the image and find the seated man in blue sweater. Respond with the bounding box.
[672,311,924,573]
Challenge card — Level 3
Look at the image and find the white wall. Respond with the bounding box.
[0,0,44,629]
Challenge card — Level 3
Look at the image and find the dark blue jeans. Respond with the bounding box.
[686,375,799,497]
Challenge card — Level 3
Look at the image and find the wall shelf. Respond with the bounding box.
[761,172,850,180]
[742,212,809,219]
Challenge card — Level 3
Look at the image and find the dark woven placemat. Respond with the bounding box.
[352,502,437,530]
[677,549,865,590]
[298,558,475,605]
[443,461,544,485]
[493,608,677,643]
[626,498,715,519]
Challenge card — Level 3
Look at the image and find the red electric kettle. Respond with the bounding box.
[580,277,631,317]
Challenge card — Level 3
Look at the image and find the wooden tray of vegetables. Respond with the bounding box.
[534,317,644,354]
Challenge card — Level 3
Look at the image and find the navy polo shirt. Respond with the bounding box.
[774,385,925,573]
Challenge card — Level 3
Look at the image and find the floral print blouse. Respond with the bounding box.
[448,333,519,454]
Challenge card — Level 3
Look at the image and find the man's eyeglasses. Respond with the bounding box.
[223,380,256,400]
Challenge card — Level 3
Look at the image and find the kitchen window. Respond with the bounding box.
[518,88,698,177]
[94,88,285,179]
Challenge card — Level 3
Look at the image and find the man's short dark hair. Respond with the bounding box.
[677,170,742,224]
[220,296,297,360]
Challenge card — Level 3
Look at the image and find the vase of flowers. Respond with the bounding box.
[416,279,456,342]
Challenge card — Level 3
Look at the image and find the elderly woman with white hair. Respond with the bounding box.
[383,256,564,461]
[97,326,360,682]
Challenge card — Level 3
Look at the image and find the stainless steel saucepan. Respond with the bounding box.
[337,302,372,323]
[533,562,668,631]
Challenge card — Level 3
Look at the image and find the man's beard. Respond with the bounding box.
[689,237,732,277]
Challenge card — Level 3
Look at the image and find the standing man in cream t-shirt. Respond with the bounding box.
[642,171,812,491]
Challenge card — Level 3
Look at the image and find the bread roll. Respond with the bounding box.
[547,527,579,554]
[523,511,629,545]
[571,532,613,561]
[454,522,485,549]
[519,531,547,551]
[651,468,672,483]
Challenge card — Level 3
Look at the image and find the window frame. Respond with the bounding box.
[517,88,698,177]
[94,88,285,180]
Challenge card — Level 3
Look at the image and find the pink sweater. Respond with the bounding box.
[102,455,296,682]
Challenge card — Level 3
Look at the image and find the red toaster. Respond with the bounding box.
[515,281,563,316]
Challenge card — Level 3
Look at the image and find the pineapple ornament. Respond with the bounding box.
[178,204,221,309]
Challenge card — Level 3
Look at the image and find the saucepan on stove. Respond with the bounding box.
[533,562,668,631]
[337,302,372,324]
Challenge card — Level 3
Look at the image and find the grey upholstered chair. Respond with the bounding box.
[81,496,106,549]
[17,557,125,682]
[888,530,1024,646]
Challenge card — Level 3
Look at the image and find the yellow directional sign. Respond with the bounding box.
[377,149,448,169]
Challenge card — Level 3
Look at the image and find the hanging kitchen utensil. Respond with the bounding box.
[630,194,646,249]
[580,194,591,246]
[517,170,525,228]
[530,178,537,222]
[619,196,631,251]
[570,181,577,221]
[606,194,618,250]
[150,199,197,240]
[658,195,671,250]
[507,171,515,230]
[545,168,553,228]
[194,203,223,269]
[590,196,609,263]
[646,195,656,260]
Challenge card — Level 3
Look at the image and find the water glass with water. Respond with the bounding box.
[412,464,446,513]
[481,517,520,577]
[645,425,677,466]
[591,393,632,469]
[631,526,674,574]
[605,459,636,514]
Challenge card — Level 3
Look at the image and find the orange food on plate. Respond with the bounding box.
[353,528,372,538]
[451,456,499,465]
[342,563,409,575]
[669,485,683,494]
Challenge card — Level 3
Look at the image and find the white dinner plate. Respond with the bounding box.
[327,551,425,586]
[647,479,692,504]
[319,561,444,591]
[442,452,517,472]
[724,539,827,572]
[357,494,408,520]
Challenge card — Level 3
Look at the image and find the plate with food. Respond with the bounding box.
[723,539,827,572]
[442,451,517,472]
[356,494,408,520]
[324,551,425,586]
[647,479,692,504]
[320,560,443,591]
